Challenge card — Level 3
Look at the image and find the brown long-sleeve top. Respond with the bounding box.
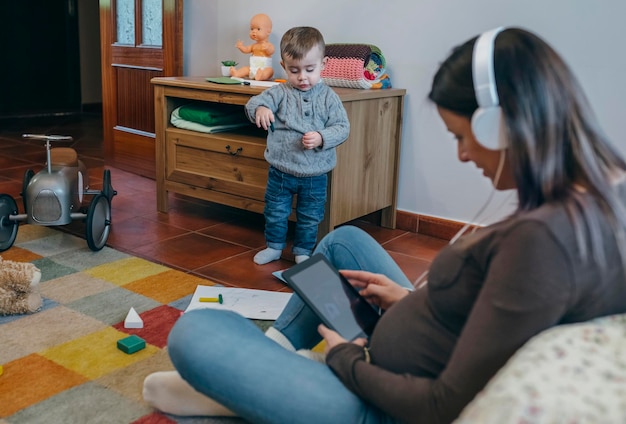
[326,192,626,424]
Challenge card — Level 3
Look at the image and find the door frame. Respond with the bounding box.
[99,0,183,178]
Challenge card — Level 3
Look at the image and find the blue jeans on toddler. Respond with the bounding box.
[167,226,413,423]
[264,166,327,256]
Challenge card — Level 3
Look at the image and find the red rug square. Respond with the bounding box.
[113,305,182,348]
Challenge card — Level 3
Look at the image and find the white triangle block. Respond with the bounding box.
[124,307,144,329]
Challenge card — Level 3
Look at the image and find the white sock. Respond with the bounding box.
[143,371,236,417]
[295,255,310,264]
[253,248,282,265]
[296,349,326,363]
[265,326,295,352]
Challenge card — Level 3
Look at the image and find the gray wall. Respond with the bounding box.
[184,0,626,226]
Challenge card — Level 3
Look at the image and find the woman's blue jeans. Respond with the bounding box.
[168,226,412,423]
[264,166,327,256]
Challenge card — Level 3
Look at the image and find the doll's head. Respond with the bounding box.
[249,14,272,43]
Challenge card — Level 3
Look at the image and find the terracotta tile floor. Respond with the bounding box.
[0,113,447,292]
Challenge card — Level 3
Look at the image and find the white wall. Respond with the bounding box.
[184,0,626,226]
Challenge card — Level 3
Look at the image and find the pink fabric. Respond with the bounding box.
[320,44,391,89]
[323,58,365,81]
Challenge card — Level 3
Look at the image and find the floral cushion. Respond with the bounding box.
[454,314,626,423]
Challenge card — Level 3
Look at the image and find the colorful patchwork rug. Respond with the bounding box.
[0,225,258,424]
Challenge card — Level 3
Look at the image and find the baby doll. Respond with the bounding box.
[229,14,275,81]
[0,256,42,315]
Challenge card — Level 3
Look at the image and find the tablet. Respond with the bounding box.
[281,254,380,341]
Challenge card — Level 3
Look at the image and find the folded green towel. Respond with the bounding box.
[178,103,248,127]
[171,107,250,134]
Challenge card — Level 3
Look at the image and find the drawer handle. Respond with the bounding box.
[225,145,243,156]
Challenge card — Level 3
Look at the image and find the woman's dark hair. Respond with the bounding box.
[429,28,626,268]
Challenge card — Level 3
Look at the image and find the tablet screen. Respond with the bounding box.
[282,254,380,341]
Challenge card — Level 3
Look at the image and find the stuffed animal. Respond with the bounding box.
[0,256,42,315]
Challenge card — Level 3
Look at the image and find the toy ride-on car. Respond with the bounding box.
[0,134,117,252]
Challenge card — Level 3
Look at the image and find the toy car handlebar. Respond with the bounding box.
[22,134,74,142]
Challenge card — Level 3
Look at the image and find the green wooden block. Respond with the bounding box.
[117,334,146,354]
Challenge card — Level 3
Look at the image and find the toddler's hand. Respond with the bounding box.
[302,132,322,149]
[255,107,274,131]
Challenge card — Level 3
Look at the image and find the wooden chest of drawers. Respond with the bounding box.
[152,76,405,236]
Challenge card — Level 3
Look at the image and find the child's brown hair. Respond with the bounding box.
[280,27,325,61]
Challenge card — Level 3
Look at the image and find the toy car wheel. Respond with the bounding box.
[21,169,34,213]
[0,194,19,252]
[102,169,117,202]
[85,193,111,251]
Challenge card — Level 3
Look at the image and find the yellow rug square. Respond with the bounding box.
[40,327,160,380]
[84,257,170,286]
[124,269,214,304]
[313,340,326,353]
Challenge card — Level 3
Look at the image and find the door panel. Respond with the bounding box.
[116,67,158,132]
[99,0,182,178]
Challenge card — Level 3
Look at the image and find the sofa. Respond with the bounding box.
[454,313,626,423]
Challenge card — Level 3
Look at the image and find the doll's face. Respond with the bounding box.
[249,15,271,42]
[281,45,327,92]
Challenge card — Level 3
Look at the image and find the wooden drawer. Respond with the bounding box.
[165,127,269,201]
[166,126,267,158]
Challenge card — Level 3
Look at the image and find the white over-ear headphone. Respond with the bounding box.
[471,26,507,150]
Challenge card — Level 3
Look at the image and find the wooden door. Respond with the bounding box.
[99,0,183,178]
